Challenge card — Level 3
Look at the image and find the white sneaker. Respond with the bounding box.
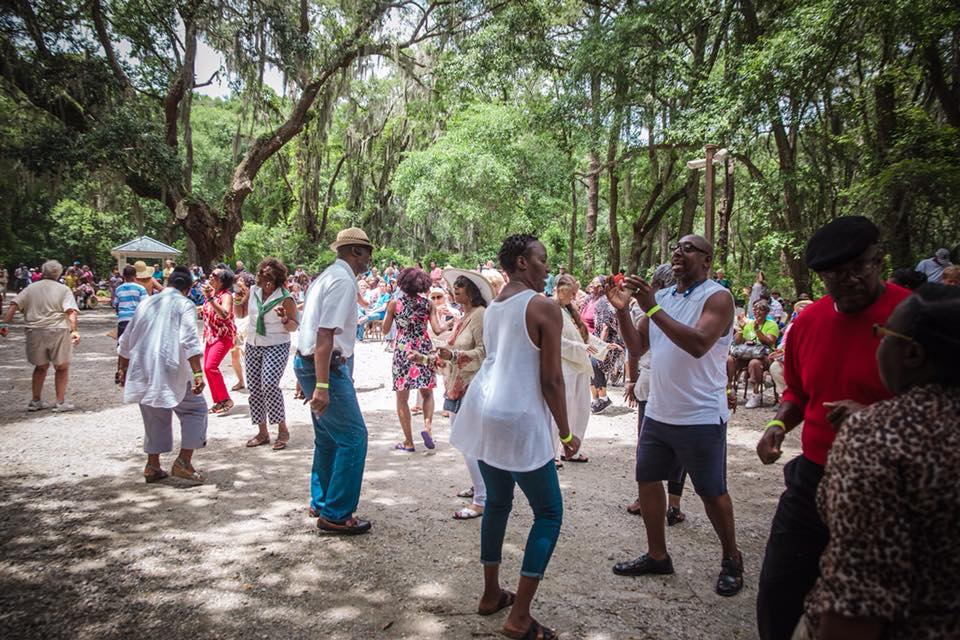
[745,392,761,409]
[52,402,76,413]
[27,400,52,412]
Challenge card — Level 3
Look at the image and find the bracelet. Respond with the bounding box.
[645,304,662,318]
[766,419,786,433]
[70,330,80,336]
[559,431,574,444]
[316,382,329,389]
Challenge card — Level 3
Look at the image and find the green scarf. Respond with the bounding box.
[254,287,290,336]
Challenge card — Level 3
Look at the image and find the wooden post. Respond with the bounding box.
[704,144,716,245]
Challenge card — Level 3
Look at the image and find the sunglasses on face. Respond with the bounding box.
[671,242,710,256]
[872,323,914,343]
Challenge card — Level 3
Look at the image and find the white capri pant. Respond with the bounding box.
[139,384,208,454]
[450,410,486,508]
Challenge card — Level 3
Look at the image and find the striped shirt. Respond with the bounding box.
[115,282,148,321]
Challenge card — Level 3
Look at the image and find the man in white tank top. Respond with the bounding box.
[605,234,744,597]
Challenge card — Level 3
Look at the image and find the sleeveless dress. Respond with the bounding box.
[392,292,436,390]
[450,289,555,473]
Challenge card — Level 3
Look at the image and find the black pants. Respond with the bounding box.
[117,321,130,340]
[757,455,828,640]
[636,401,686,497]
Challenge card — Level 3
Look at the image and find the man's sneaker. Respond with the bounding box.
[744,392,761,409]
[612,553,675,577]
[52,402,76,413]
[716,552,744,596]
[27,400,52,412]
[590,399,603,414]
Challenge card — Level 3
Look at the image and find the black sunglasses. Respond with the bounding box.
[671,242,710,256]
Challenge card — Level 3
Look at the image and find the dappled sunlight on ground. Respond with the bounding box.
[1,307,798,638]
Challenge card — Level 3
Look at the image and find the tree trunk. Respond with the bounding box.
[679,169,699,236]
[568,176,578,271]
[718,158,733,267]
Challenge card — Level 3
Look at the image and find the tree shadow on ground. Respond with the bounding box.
[0,402,789,639]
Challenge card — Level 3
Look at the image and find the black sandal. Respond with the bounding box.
[503,618,558,640]
[478,589,516,616]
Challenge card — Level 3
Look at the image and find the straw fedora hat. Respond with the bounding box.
[442,267,495,305]
[330,227,373,251]
[133,260,152,279]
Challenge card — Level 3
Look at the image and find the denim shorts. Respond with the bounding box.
[635,416,727,497]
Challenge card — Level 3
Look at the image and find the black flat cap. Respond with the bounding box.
[805,216,880,271]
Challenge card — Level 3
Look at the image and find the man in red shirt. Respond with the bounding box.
[754,216,910,640]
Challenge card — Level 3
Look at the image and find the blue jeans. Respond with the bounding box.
[478,459,563,579]
[293,353,367,523]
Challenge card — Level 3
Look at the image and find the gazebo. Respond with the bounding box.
[110,236,181,271]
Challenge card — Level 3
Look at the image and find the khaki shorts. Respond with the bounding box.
[25,329,73,366]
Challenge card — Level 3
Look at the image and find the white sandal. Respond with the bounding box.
[453,506,483,520]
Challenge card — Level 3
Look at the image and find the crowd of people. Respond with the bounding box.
[0,220,957,640]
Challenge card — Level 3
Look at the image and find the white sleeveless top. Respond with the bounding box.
[645,279,733,425]
[450,289,555,472]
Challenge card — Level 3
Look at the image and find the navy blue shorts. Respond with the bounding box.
[635,416,727,498]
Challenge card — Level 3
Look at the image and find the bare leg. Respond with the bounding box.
[590,385,598,401]
[726,355,737,386]
[503,576,542,637]
[420,388,434,434]
[31,365,49,402]
[396,389,414,447]
[668,493,682,509]
[256,421,269,439]
[230,348,245,387]
[177,448,195,466]
[597,385,607,399]
[276,419,289,439]
[638,481,668,559]
[748,359,764,393]
[53,364,69,403]
[701,493,738,558]
[478,564,503,611]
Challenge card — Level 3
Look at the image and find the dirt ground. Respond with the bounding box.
[0,305,801,639]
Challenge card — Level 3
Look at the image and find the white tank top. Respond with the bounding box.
[645,279,733,425]
[450,289,556,472]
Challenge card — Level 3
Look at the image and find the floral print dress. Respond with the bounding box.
[392,292,436,390]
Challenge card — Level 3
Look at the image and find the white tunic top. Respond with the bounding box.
[451,289,556,472]
[645,279,733,425]
[118,287,203,409]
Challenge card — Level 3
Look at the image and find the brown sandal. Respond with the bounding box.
[246,433,270,447]
[215,399,234,416]
[170,458,206,484]
[144,465,169,483]
[272,432,289,450]
[231,382,246,391]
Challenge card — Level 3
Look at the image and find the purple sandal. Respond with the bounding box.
[420,430,435,450]
[394,442,415,452]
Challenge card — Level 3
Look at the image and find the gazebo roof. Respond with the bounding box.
[110,236,181,256]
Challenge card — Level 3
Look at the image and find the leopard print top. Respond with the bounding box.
[804,383,960,638]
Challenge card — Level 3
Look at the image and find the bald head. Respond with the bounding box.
[680,234,712,256]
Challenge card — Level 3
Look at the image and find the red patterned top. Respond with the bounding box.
[202,290,236,345]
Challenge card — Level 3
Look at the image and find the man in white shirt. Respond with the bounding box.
[1,260,80,412]
[117,267,208,484]
[294,227,374,535]
[916,248,953,284]
[607,234,744,597]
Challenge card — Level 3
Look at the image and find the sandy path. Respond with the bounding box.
[0,306,800,639]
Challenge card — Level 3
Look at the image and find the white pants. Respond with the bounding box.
[451,410,486,507]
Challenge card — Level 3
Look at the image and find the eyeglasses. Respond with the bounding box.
[671,242,710,256]
[872,323,914,343]
[819,255,881,283]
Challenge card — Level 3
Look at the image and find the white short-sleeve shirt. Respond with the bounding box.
[297,259,359,358]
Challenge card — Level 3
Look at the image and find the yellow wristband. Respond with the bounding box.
[645,304,662,318]
[192,371,203,379]
[316,382,329,389]
[766,419,786,432]
[559,431,573,444]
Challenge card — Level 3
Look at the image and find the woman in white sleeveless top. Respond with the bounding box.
[451,235,579,640]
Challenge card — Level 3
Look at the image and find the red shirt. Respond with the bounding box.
[781,284,910,466]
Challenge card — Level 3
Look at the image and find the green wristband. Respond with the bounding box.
[766,419,786,432]
[645,304,662,318]
[559,431,574,444]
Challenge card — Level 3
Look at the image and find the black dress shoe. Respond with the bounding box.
[612,553,674,576]
[316,516,372,535]
[716,552,744,596]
